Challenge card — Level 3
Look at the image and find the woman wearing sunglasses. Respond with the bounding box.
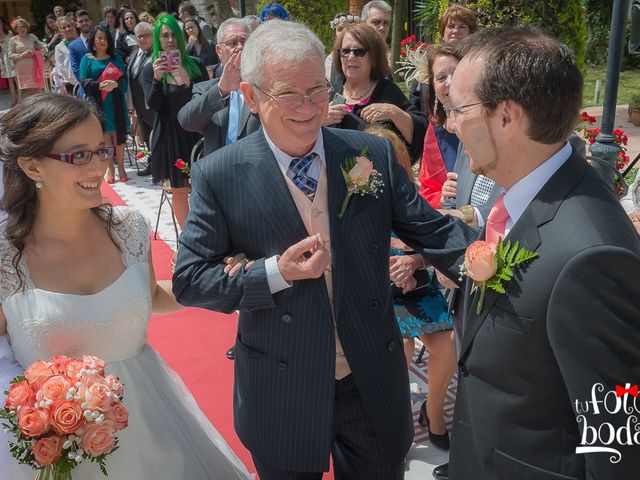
[326,22,427,162]
[0,93,251,479]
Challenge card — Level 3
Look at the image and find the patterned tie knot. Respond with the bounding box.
[287,152,318,201]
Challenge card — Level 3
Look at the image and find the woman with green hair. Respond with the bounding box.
[142,14,207,227]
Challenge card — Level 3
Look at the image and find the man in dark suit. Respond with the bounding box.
[129,22,154,176]
[173,20,476,479]
[446,26,640,479]
[68,10,92,84]
[178,18,257,156]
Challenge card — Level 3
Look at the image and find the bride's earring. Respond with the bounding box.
[35,177,42,189]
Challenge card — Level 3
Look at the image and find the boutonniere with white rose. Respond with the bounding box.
[459,238,538,314]
[338,147,384,219]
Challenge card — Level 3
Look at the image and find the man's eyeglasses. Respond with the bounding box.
[444,101,490,118]
[339,47,367,58]
[369,18,390,27]
[253,84,333,109]
[220,37,247,48]
[44,147,116,165]
[136,34,151,40]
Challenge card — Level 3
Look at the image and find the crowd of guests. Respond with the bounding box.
[0,2,639,479]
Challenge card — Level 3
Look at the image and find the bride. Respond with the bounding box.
[0,93,251,479]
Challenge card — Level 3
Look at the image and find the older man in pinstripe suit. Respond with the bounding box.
[173,20,476,480]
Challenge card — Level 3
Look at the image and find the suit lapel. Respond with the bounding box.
[237,101,251,138]
[459,151,587,360]
[240,129,309,246]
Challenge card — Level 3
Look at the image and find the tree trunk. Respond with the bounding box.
[391,0,405,80]
[349,0,367,15]
[210,0,235,27]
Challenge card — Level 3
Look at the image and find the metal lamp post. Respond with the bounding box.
[589,0,629,186]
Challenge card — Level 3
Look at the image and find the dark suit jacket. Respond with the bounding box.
[173,127,477,471]
[127,48,154,128]
[177,78,260,156]
[68,36,88,83]
[450,148,640,479]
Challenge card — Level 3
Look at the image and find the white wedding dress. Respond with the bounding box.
[0,207,251,479]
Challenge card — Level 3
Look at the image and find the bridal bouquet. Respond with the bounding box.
[0,355,127,479]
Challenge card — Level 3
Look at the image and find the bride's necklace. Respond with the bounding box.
[344,82,374,101]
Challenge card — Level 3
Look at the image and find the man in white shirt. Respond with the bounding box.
[446,25,640,480]
[53,15,78,94]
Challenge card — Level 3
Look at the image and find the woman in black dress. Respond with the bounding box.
[142,15,207,227]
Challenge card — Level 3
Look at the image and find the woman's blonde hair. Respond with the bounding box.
[365,126,414,182]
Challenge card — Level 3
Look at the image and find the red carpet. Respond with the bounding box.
[100,184,256,475]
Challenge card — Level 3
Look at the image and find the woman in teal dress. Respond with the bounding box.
[79,26,130,183]
[367,125,456,451]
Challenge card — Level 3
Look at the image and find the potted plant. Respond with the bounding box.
[629,94,640,126]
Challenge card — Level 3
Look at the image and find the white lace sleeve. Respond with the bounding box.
[110,207,152,266]
[0,231,26,303]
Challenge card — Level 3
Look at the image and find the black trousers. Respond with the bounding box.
[252,375,404,480]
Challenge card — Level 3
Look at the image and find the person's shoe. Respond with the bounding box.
[226,346,235,360]
[107,177,116,184]
[432,463,449,480]
[137,165,152,177]
[418,400,450,450]
[120,175,129,183]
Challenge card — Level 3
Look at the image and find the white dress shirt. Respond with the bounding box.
[502,141,572,237]
[263,129,326,294]
[54,40,77,89]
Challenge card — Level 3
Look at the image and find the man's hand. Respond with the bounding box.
[436,269,459,290]
[278,234,330,282]
[218,51,242,97]
[224,253,255,277]
[629,211,640,236]
[389,254,422,285]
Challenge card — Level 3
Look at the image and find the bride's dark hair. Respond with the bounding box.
[0,93,116,291]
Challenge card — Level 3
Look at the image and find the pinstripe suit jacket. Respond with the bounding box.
[173,127,476,471]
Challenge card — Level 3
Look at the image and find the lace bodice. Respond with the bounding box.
[1,207,153,367]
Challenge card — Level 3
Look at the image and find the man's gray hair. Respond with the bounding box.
[361,0,392,21]
[134,22,153,35]
[216,18,251,44]
[241,20,324,86]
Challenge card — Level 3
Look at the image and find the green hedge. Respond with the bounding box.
[256,0,349,53]
[437,0,587,69]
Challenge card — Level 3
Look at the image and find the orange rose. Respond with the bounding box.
[49,400,84,435]
[80,422,116,457]
[84,381,114,412]
[63,358,86,381]
[5,380,36,410]
[33,435,63,466]
[24,360,54,389]
[49,355,71,376]
[103,402,128,430]
[464,241,498,282]
[37,375,71,403]
[17,406,49,437]
[104,375,123,396]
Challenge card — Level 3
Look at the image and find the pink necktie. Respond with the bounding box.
[485,192,509,245]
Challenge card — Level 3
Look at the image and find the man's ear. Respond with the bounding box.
[240,81,259,114]
[17,156,42,182]
[500,100,525,140]
[215,44,223,59]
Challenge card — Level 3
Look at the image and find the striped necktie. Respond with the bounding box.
[286,153,318,201]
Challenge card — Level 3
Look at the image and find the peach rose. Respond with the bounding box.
[82,356,106,375]
[49,355,71,376]
[84,381,113,412]
[36,375,71,403]
[103,402,128,430]
[63,358,86,381]
[104,375,123,397]
[347,156,375,186]
[80,422,116,457]
[464,241,498,282]
[49,400,84,435]
[17,406,49,437]
[33,435,63,466]
[24,360,54,389]
[5,380,36,410]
